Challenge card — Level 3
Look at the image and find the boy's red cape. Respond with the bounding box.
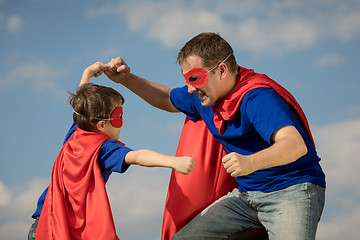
[36,128,119,240]
[161,67,314,240]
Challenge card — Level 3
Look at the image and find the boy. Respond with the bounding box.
[29,62,195,240]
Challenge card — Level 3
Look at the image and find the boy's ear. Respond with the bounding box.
[96,120,106,132]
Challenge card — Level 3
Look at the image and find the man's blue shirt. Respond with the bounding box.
[170,86,325,192]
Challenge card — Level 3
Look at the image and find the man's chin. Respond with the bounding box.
[200,99,213,107]
[199,94,214,106]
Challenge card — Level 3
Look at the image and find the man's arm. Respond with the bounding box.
[105,57,179,112]
[222,125,308,177]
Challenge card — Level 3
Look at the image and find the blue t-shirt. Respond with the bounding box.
[32,123,132,218]
[170,86,326,192]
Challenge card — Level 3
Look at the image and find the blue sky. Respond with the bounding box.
[1,0,360,239]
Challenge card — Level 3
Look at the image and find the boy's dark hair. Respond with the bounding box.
[68,83,124,131]
[177,32,238,73]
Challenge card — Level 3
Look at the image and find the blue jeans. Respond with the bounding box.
[172,182,325,240]
[28,217,38,240]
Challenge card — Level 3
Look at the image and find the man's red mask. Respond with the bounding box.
[181,54,232,89]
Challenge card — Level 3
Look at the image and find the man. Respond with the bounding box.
[105,32,326,240]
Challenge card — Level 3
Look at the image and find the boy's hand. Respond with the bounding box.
[80,62,108,87]
[173,156,196,175]
[105,57,131,83]
[84,62,109,78]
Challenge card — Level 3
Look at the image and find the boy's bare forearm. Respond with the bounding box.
[79,62,109,87]
[125,149,174,168]
[124,149,195,174]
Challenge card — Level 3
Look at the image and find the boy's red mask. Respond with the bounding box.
[109,106,123,128]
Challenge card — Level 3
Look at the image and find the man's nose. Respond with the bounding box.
[187,84,197,93]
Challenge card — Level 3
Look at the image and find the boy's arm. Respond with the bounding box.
[105,57,179,113]
[79,62,108,87]
[124,149,195,175]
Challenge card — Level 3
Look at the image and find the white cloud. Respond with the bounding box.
[0,178,48,240]
[112,117,360,239]
[145,10,225,48]
[165,119,185,135]
[0,181,11,207]
[313,118,360,194]
[332,4,360,41]
[98,47,123,62]
[6,15,22,33]
[86,0,360,56]
[107,167,170,238]
[1,117,360,240]
[313,118,360,239]
[314,53,342,67]
[317,206,360,240]
[0,61,65,98]
[0,168,171,240]
[0,221,30,240]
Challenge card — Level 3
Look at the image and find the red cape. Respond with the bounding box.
[161,67,314,240]
[161,118,238,240]
[36,128,119,240]
[212,67,315,147]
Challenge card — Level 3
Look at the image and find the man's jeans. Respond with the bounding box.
[172,182,325,240]
[28,217,38,240]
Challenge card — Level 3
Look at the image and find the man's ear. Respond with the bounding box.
[219,63,228,79]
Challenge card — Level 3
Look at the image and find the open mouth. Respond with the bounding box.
[198,91,207,102]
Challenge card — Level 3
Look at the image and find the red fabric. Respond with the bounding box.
[36,128,119,240]
[161,118,238,240]
[212,66,315,147]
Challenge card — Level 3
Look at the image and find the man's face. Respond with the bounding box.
[181,55,222,107]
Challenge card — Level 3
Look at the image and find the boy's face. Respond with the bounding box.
[109,105,123,128]
[98,104,124,140]
[102,120,123,140]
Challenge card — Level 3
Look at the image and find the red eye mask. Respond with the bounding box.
[181,68,209,89]
[181,54,232,89]
[109,106,123,128]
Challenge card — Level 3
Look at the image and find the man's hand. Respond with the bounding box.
[105,57,131,83]
[222,126,308,178]
[222,152,256,177]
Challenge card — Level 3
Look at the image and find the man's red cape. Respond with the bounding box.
[161,118,238,240]
[36,128,119,240]
[161,67,314,240]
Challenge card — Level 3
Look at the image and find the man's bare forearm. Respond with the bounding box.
[105,57,179,112]
[120,73,178,112]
